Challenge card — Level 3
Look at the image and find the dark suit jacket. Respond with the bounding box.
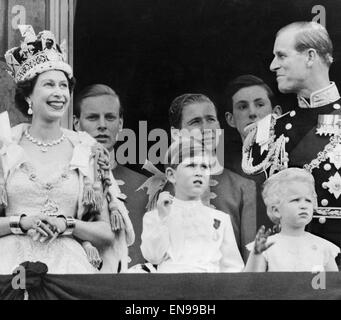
[113,165,149,267]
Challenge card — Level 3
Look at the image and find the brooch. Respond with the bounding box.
[213,218,221,230]
[213,219,221,241]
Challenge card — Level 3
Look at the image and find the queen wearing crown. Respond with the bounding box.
[0,26,134,274]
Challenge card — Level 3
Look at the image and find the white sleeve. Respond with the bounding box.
[220,215,245,272]
[140,209,171,265]
[325,240,341,262]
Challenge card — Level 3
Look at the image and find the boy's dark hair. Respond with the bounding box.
[164,137,211,170]
[169,93,217,129]
[225,74,277,113]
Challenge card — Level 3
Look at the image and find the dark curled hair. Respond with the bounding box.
[225,74,277,113]
[14,72,76,117]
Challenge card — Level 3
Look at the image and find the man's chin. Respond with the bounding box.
[96,140,113,151]
[278,83,295,94]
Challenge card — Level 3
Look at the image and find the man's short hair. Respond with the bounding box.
[278,21,333,67]
[74,84,123,118]
[168,93,217,129]
[225,74,277,113]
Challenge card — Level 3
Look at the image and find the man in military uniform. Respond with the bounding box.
[74,84,148,267]
[265,21,341,255]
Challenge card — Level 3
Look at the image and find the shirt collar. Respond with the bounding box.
[172,197,202,208]
[297,82,340,108]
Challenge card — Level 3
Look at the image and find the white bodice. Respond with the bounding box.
[6,161,79,218]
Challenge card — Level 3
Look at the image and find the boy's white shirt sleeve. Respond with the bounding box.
[219,214,245,272]
[140,209,172,265]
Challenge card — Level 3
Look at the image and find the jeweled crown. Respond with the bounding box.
[4,25,73,83]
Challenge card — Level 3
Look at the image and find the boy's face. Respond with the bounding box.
[275,182,314,229]
[74,95,123,152]
[226,85,280,140]
[172,101,221,150]
[167,154,211,201]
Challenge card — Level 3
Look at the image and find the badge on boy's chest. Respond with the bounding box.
[212,218,221,241]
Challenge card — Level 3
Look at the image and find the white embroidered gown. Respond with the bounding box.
[0,160,97,274]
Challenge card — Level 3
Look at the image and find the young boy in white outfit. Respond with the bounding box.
[245,168,340,272]
[140,137,244,273]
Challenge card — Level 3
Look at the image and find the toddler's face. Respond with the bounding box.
[172,154,210,200]
[276,181,314,229]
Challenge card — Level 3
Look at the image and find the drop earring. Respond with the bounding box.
[27,100,33,115]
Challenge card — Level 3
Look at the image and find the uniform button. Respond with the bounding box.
[285,137,290,143]
[285,123,292,130]
[323,164,331,171]
[333,103,341,110]
[319,217,326,224]
[321,199,329,206]
[289,111,296,117]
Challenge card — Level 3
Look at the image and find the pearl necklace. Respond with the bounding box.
[24,130,65,152]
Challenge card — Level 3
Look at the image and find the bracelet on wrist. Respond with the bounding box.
[9,214,27,235]
[57,215,76,235]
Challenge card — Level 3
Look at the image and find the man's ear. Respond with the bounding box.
[165,167,176,184]
[272,105,282,117]
[225,111,236,128]
[119,117,124,132]
[306,48,317,67]
[73,115,80,131]
[170,126,180,141]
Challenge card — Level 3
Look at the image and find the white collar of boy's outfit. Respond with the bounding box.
[297,82,340,108]
[172,197,202,209]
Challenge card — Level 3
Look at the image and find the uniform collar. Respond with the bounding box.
[297,82,340,108]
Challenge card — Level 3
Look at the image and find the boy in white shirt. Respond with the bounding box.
[245,168,339,272]
[140,137,244,272]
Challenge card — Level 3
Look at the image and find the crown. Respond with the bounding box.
[4,25,73,83]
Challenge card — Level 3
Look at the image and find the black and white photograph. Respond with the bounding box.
[0,0,341,306]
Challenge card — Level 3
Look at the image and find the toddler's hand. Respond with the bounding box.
[157,191,173,219]
[253,225,274,255]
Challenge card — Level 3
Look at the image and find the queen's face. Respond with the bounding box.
[28,70,70,122]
